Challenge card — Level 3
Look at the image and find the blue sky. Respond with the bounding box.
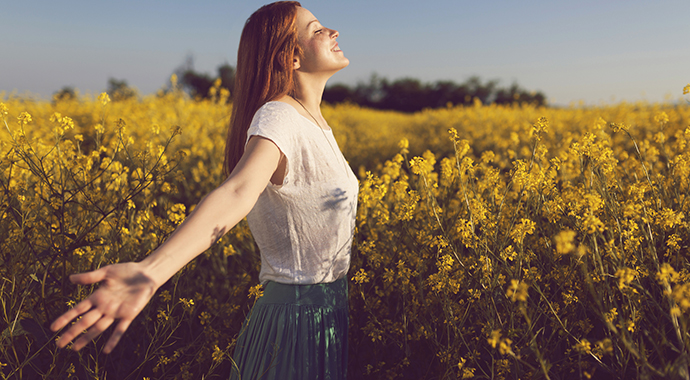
[2,0,688,106]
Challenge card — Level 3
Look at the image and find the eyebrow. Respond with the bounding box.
[306,19,320,29]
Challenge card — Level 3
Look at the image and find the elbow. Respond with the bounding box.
[212,180,262,223]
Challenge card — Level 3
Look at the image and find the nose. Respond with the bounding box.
[330,28,339,38]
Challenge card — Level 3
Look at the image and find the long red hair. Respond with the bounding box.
[223,1,302,177]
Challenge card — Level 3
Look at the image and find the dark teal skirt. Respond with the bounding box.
[229,277,348,380]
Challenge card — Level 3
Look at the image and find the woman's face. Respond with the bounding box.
[294,7,349,75]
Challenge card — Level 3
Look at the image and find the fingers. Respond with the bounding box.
[55,308,102,349]
[103,319,132,354]
[50,299,93,332]
[69,267,108,285]
[52,267,110,332]
[72,315,115,351]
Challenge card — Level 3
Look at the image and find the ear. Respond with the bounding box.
[293,55,301,70]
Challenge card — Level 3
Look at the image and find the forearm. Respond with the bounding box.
[139,184,258,288]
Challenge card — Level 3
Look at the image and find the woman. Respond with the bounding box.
[50,2,356,379]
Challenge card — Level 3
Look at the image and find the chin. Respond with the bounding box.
[338,57,350,70]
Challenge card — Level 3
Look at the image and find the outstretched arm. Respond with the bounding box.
[50,136,281,353]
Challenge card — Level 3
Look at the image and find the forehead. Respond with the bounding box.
[295,7,318,29]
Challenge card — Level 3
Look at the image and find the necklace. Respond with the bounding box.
[291,96,350,175]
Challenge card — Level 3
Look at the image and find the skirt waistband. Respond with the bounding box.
[257,276,348,309]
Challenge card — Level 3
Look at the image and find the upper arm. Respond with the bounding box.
[218,135,282,201]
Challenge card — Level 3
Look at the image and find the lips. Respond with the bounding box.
[332,42,341,52]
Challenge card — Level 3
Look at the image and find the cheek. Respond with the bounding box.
[301,43,323,63]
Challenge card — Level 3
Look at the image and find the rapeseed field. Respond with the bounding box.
[1,83,689,379]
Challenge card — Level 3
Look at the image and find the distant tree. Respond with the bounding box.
[181,71,214,99]
[217,63,235,96]
[426,81,466,108]
[53,86,77,103]
[356,74,386,106]
[464,76,498,104]
[172,56,235,100]
[322,83,353,104]
[379,78,428,112]
[107,78,137,101]
[493,82,546,106]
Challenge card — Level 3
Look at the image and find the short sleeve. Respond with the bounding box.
[245,102,296,164]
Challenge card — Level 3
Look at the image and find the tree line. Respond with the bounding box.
[54,60,547,111]
[172,60,547,110]
[322,75,546,111]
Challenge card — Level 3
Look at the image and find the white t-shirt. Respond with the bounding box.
[244,101,359,285]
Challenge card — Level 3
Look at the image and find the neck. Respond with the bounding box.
[291,72,331,114]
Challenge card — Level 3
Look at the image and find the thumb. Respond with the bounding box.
[69,266,109,285]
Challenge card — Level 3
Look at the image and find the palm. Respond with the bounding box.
[50,262,158,353]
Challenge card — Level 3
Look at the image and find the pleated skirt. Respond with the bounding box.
[229,277,348,380]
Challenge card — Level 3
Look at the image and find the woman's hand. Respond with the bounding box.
[50,262,158,354]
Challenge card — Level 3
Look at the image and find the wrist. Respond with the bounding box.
[138,255,171,289]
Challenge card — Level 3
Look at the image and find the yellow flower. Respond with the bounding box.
[157,309,169,322]
[670,306,682,317]
[179,298,194,311]
[583,214,605,234]
[499,337,513,355]
[605,308,618,324]
[160,290,171,302]
[352,268,370,284]
[609,122,628,133]
[168,203,186,225]
[212,345,224,362]
[98,92,111,105]
[223,244,237,257]
[248,284,264,299]
[17,112,32,126]
[683,84,690,94]
[500,245,517,261]
[654,112,669,125]
[653,132,666,144]
[574,339,592,354]
[667,234,681,251]
[398,137,409,154]
[409,156,433,176]
[533,116,548,134]
[615,267,638,290]
[199,311,212,325]
[448,128,459,142]
[671,284,690,311]
[595,339,613,356]
[554,230,576,254]
[488,329,501,348]
[510,218,536,245]
[437,254,454,272]
[506,279,528,302]
[657,263,680,286]
[0,102,9,117]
